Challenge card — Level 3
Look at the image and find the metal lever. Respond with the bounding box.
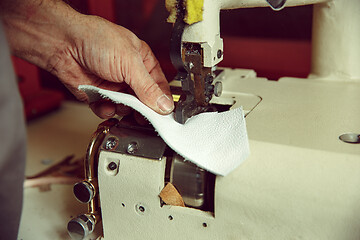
[67,118,118,240]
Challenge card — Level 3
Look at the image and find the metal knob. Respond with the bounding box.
[67,214,95,240]
[73,181,94,204]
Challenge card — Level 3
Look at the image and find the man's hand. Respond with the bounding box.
[1,0,174,118]
[53,16,174,118]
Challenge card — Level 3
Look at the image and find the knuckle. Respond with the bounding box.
[142,81,159,97]
[140,40,150,51]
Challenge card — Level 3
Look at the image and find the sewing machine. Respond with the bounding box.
[67,0,360,239]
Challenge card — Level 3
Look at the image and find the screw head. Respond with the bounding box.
[108,162,117,171]
[217,49,223,59]
[105,137,118,150]
[127,142,139,154]
[339,133,360,144]
[214,82,223,97]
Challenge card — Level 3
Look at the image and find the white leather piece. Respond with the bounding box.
[79,85,250,176]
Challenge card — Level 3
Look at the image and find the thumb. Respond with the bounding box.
[126,57,174,114]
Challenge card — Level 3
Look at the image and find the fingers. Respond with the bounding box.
[126,57,174,115]
[126,45,174,115]
[116,104,132,116]
[140,41,172,96]
[58,19,174,115]
[89,100,116,119]
[89,99,133,119]
[134,71,174,114]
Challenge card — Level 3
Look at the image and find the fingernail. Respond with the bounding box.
[157,94,174,114]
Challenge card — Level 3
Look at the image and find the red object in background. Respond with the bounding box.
[219,37,311,80]
[13,57,63,121]
[157,37,311,82]
[87,0,116,22]
[142,0,160,21]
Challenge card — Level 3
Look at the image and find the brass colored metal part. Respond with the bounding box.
[84,118,118,215]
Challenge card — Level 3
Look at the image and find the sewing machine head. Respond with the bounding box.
[168,0,292,124]
[167,0,336,123]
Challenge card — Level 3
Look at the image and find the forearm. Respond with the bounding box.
[0,0,79,71]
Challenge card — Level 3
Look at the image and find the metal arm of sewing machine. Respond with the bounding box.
[169,0,329,124]
[169,0,224,124]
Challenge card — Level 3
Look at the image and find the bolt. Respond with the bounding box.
[105,137,118,150]
[217,49,223,59]
[214,82,223,97]
[339,133,360,144]
[127,142,138,154]
[108,162,117,171]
